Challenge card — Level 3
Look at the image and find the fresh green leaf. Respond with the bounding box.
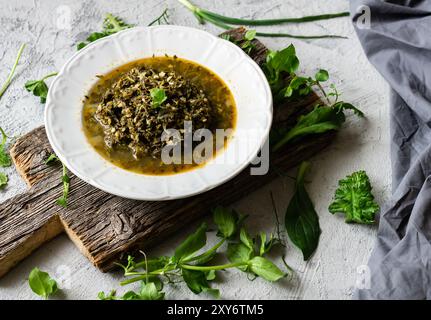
[0,44,26,100]
[206,270,216,281]
[138,282,165,300]
[56,163,70,208]
[174,223,207,261]
[28,267,58,299]
[213,206,238,238]
[244,29,257,41]
[239,228,254,250]
[0,172,8,189]
[25,72,58,103]
[227,243,253,271]
[334,101,364,117]
[98,290,117,300]
[150,88,167,108]
[265,45,299,83]
[248,256,285,281]
[284,76,310,98]
[315,69,329,82]
[285,162,321,260]
[273,105,345,151]
[0,127,11,167]
[329,170,379,224]
[45,153,59,165]
[181,269,219,297]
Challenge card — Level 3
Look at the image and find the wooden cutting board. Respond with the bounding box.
[0,28,335,278]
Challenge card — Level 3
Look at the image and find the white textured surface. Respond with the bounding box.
[0,0,390,300]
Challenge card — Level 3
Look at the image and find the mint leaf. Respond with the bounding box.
[285,162,321,260]
[150,88,167,108]
[28,268,58,299]
[244,29,257,41]
[329,170,379,224]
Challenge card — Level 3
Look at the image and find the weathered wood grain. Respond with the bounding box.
[0,28,335,277]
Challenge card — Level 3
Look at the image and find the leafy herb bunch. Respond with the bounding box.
[261,43,364,151]
[99,206,289,300]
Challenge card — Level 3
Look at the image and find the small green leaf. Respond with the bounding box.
[206,270,216,281]
[329,170,379,224]
[25,80,49,103]
[244,29,257,41]
[213,206,238,238]
[227,243,253,271]
[0,172,8,189]
[174,223,207,261]
[150,88,167,108]
[98,290,117,300]
[139,282,165,300]
[315,69,329,82]
[248,256,285,282]
[285,162,321,260]
[182,269,219,298]
[28,267,58,299]
[56,163,70,208]
[239,228,254,249]
[45,153,59,165]
[334,101,364,117]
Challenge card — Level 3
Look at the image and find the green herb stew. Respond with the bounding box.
[82,56,236,175]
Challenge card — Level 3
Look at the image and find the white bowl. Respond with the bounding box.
[45,25,273,200]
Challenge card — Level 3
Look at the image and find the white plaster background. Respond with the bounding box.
[0,0,390,300]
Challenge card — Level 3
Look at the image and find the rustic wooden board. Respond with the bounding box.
[0,28,335,278]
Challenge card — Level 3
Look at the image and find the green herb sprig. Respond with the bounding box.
[100,206,290,300]
[179,0,348,39]
[263,44,363,152]
[28,267,59,299]
[0,127,11,168]
[24,72,58,103]
[77,14,134,50]
[0,172,7,189]
[0,44,26,99]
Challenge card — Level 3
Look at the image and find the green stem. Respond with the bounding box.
[315,81,331,104]
[41,72,58,82]
[181,261,246,271]
[148,8,169,26]
[201,12,346,40]
[179,0,349,26]
[0,43,26,100]
[203,9,350,26]
[182,238,226,263]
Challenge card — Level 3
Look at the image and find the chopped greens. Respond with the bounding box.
[0,44,26,99]
[94,64,213,159]
[329,170,379,224]
[285,162,321,260]
[24,72,58,103]
[28,268,58,299]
